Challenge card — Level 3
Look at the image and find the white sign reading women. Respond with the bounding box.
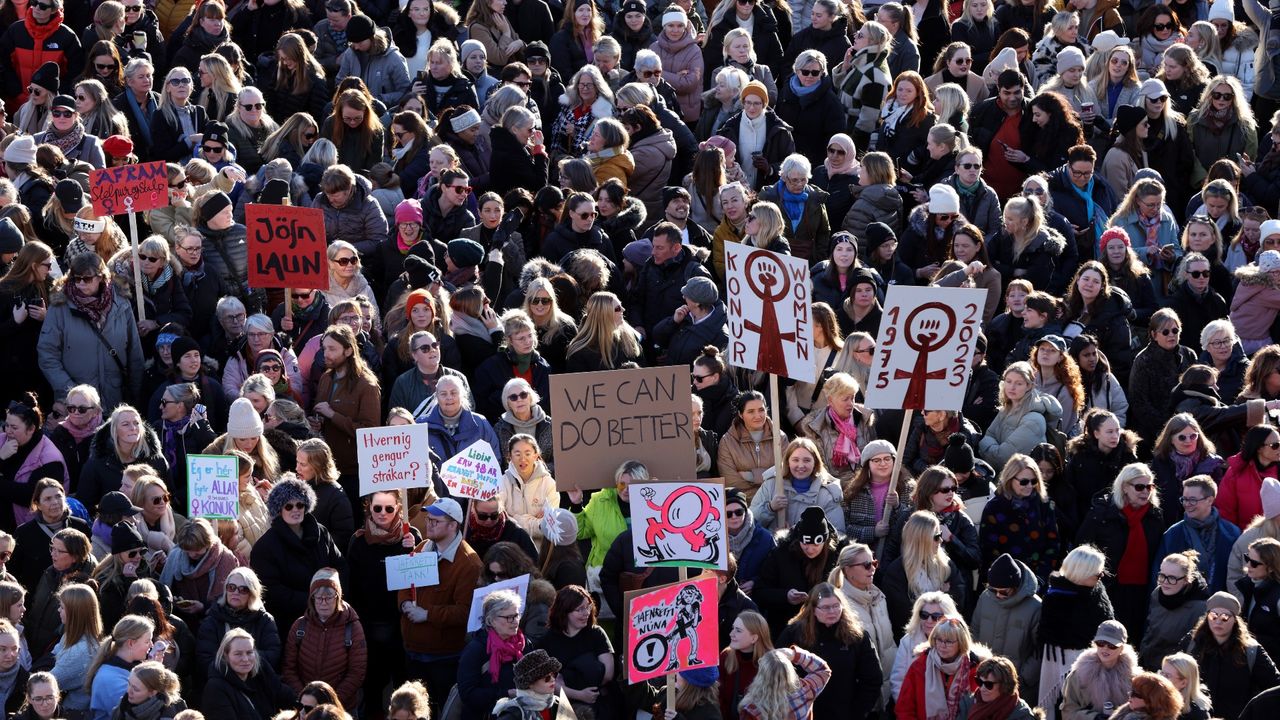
[864,286,988,411]
[724,242,815,383]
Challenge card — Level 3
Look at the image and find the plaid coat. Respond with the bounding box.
[832,47,892,139]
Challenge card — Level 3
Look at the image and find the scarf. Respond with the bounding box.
[470,511,508,544]
[920,419,958,466]
[1069,176,1107,234]
[513,351,533,375]
[122,694,166,720]
[143,264,174,294]
[967,692,1019,720]
[777,180,809,232]
[451,311,493,342]
[495,689,556,718]
[355,512,407,544]
[924,649,972,720]
[158,540,206,586]
[0,659,21,707]
[485,627,526,682]
[124,91,155,146]
[1183,508,1220,575]
[788,74,822,98]
[825,133,856,176]
[738,112,767,185]
[501,405,546,436]
[1171,449,1202,482]
[828,407,861,469]
[161,417,187,469]
[729,507,756,559]
[45,120,85,156]
[1137,212,1169,272]
[1204,104,1235,135]
[445,265,479,287]
[59,413,101,442]
[955,177,981,198]
[181,260,206,289]
[396,228,422,254]
[66,280,115,327]
[1118,503,1151,584]
[1260,139,1280,175]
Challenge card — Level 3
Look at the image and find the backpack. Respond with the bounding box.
[293,616,355,650]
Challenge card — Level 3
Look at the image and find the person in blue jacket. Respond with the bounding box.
[725,488,776,594]
[1154,475,1242,592]
[423,374,502,464]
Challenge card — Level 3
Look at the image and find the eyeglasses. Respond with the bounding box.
[72,275,99,285]
[1159,327,1181,336]
[333,256,359,266]
[496,612,521,622]
[1157,573,1187,584]
[1016,476,1036,486]
[177,244,201,254]
[507,391,530,402]
[798,68,822,77]
[1212,91,1234,101]
[258,363,283,373]
[846,559,876,570]
[933,532,944,542]
[1094,641,1120,650]
[122,549,143,559]
[282,502,306,512]
[935,213,958,221]
[448,185,472,195]
[826,147,846,156]
[1209,610,1235,621]
[226,582,250,594]
[1153,21,1176,30]
[370,504,398,513]
[30,696,54,704]
[201,145,224,153]
[50,109,75,118]
[475,511,501,521]
[959,163,982,170]
[314,591,337,602]
[169,77,192,86]
[124,3,143,10]
[65,404,95,414]
[1247,557,1265,568]
[303,132,318,141]
[241,102,265,110]
[1129,483,1153,492]
[952,57,973,65]
[1069,167,1093,178]
[918,611,945,621]
[413,342,439,353]
[576,211,598,220]
[1187,270,1211,278]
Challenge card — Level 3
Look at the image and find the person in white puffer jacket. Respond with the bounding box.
[497,434,559,544]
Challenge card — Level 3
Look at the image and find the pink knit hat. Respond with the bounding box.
[1262,478,1280,519]
[395,198,423,225]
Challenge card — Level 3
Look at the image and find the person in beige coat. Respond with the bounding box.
[923,42,990,104]
[717,390,787,501]
[830,542,897,709]
[465,0,524,73]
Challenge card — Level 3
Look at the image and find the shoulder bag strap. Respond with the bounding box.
[84,317,127,376]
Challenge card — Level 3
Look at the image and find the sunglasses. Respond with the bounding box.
[1208,609,1235,621]
[241,102,265,110]
[138,254,160,263]
[370,504,398,513]
[150,494,170,506]
[169,77,192,86]
[935,213,958,221]
[576,211,598,220]
[507,391,530,402]
[304,131,318,140]
[727,508,746,518]
[959,163,982,170]
[72,275,99,285]
[1212,91,1234,101]
[50,109,74,118]
[413,342,440,353]
[952,57,973,65]
[1153,21,1176,30]
[1175,432,1199,443]
[1266,442,1280,450]
[291,292,311,300]
[846,560,876,570]
[122,549,143,559]
[1094,640,1120,650]
[1187,270,1210,278]
[124,3,143,10]
[1159,327,1181,336]
[31,1,53,9]
[798,68,822,77]
[201,145,224,153]
[333,256,359,266]
[934,486,956,494]
[26,86,43,96]
[1016,477,1036,486]
[282,502,306,512]
[226,582,250,594]
[475,511,501,521]
[918,611,945,621]
[977,680,1000,690]
[259,363,283,373]
[529,296,552,305]
[641,70,662,78]
[1129,483,1153,492]
[1247,557,1265,568]
[448,185,472,195]
[65,404,95,414]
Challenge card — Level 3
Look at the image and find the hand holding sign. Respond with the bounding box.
[440,441,501,499]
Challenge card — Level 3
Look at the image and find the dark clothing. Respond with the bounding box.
[466,518,538,561]
[777,619,882,720]
[488,126,549,197]
[715,109,796,191]
[1240,577,1280,667]
[628,246,714,341]
[201,662,296,720]
[1037,574,1115,650]
[249,514,346,638]
[774,77,846,167]
[876,554,968,640]
[77,421,169,512]
[472,348,552,420]
[754,534,844,632]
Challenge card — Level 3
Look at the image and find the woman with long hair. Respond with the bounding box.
[832,21,893,151]
[1150,412,1227,518]
[1211,422,1280,531]
[1107,184,1181,305]
[1062,260,1138,379]
[1130,308,1198,441]
[197,54,241,123]
[86,615,155,720]
[876,511,967,634]
[172,1,231,76]
[1238,537,1280,662]
[721,610,774,719]
[1182,591,1278,720]
[898,617,985,720]
[520,277,575,374]
[322,89,385,173]
[875,71,936,169]
[1158,44,1210,119]
[1135,4,1185,79]
[259,112,318,172]
[311,324,380,487]
[1029,334,1085,438]
[979,361,1064,468]
[48,583,101,715]
[1142,550,1210,669]
[262,33,327,123]
[883,466,980,577]
[0,242,54,409]
[752,438,845,533]
[1088,44,1143,121]
[564,291,642,372]
[75,80,129,140]
[776,582,881,720]
[988,195,1068,294]
[980,454,1059,581]
[738,645,832,720]
[78,40,125,97]
[1101,105,1154,193]
[201,628,294,720]
[1187,77,1257,187]
[1160,653,1212,720]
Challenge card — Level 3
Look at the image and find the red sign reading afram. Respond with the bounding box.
[246,203,328,290]
[89,161,169,216]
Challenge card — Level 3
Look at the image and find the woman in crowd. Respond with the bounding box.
[898,617,985,720]
[1142,550,1210,670]
[877,511,967,634]
[423,376,500,467]
[1151,414,1227,514]
[1060,619,1140,720]
[720,610,772,719]
[1069,335,1128,425]
[979,454,1059,581]
[1129,311,1197,450]
[0,241,54,412]
[1037,544,1116,709]
[1217,424,1280,528]
[1199,319,1248,411]
[129,475,183,556]
[79,406,168,512]
[25,528,93,664]
[280,568,364,708]
[248,477,343,631]
[111,661,185,720]
[564,291,642,373]
[883,467,979,576]
[87,615,154,720]
[311,324,380,493]
[1079,464,1166,643]
[1181,591,1280,720]
[738,646,832,720]
[49,583,100,715]
[496,431,557,544]
[1030,335,1085,438]
[195,568,281,675]
[719,390,786,500]
[988,195,1068,295]
[1239,538,1280,662]
[828,543,895,708]
[549,66,613,160]
[777,582,882,720]
[293,440,352,552]
[842,439,912,552]
[534,585,614,716]
[1062,261,1137,381]
[11,477,86,592]
[160,517,238,626]
[979,362,1063,468]
[752,438,845,534]
[324,90,385,172]
[202,628,294,720]
[520,278,575,376]
[1065,409,1141,513]
[457,589,524,718]
[755,506,841,630]
[1188,76,1257,185]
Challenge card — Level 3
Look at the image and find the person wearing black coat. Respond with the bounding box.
[1078,488,1165,644]
[1064,435,1140,523]
[783,13,852,78]
[201,650,296,720]
[195,591,284,677]
[875,547,967,639]
[717,572,758,647]
[10,506,91,591]
[988,225,1068,296]
[1168,276,1229,355]
[541,219,616,265]
[611,7,654,69]
[77,419,169,513]
[776,588,882,720]
[488,123,550,198]
[1238,567,1280,666]
[1241,684,1280,720]
[695,369,737,437]
[228,0,310,66]
[248,479,346,641]
[1037,570,1116,659]
[753,509,846,633]
[653,301,729,367]
[1064,285,1138,382]
[599,528,680,619]
[647,96,699,183]
[628,240,713,342]
[111,90,163,158]
[547,25,590,88]
[506,0,556,46]
[147,103,210,165]
[473,346,552,421]
[1181,618,1280,720]
[715,107,796,192]
[260,66,329,124]
[703,3,785,80]
[774,74,846,167]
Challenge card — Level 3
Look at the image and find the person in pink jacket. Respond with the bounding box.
[1230,243,1280,354]
[650,8,704,123]
[1216,424,1280,528]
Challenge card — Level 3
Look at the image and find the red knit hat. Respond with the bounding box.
[1098,227,1130,256]
[102,135,133,159]
[405,289,432,319]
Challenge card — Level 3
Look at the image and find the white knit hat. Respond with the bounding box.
[1260,250,1280,273]
[1261,220,1280,244]
[1208,0,1234,22]
[1090,30,1129,55]
[227,397,264,439]
[988,47,1019,75]
[1057,46,1086,73]
[3,135,35,165]
[1263,478,1280,519]
[928,184,961,214]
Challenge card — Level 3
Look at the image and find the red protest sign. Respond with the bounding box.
[246,203,327,290]
[89,161,169,216]
[625,575,718,684]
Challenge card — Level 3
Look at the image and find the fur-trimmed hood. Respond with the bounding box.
[558,95,614,121]
[906,204,933,235]
[526,577,557,608]
[1068,645,1139,711]
[88,415,165,463]
[1234,262,1280,289]
[600,195,646,237]
[1026,226,1068,256]
[1229,25,1258,53]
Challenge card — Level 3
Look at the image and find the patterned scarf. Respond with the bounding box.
[828,407,861,469]
[729,505,756,558]
[966,691,1018,720]
[45,120,85,156]
[1171,449,1202,482]
[66,278,115,326]
[485,627,526,682]
[143,264,174,293]
[162,417,187,469]
[1139,212,1167,271]
[1203,104,1235,135]
[355,512,406,545]
[924,648,972,720]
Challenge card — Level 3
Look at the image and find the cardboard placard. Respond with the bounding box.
[440,440,501,500]
[625,576,719,684]
[467,574,531,631]
[186,454,239,519]
[551,366,696,490]
[724,241,815,382]
[631,481,727,570]
[246,203,328,290]
[864,286,988,412]
[357,424,433,496]
[89,161,169,216]
[385,552,439,590]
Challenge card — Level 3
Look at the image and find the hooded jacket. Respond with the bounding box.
[75,411,168,511]
[1219,23,1258,100]
[750,470,846,534]
[1138,579,1209,669]
[651,27,703,121]
[488,126,549,198]
[335,29,412,108]
[312,175,390,258]
[1216,453,1280,528]
[37,282,144,415]
[1230,263,1280,343]
[972,561,1043,689]
[978,392,1063,468]
[496,460,558,542]
[628,126,677,220]
[842,182,904,239]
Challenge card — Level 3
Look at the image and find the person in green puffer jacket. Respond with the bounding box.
[567,460,640,608]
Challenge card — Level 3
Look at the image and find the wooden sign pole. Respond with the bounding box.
[888,409,915,497]
[768,374,785,528]
[666,566,690,712]
[126,203,145,323]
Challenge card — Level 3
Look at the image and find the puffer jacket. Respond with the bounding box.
[1065,289,1138,379]
[1138,579,1208,669]
[1220,25,1258,101]
[1231,263,1280,346]
[1216,453,1280,529]
[201,661,295,720]
[281,601,367,707]
[651,28,703,121]
[197,221,255,308]
[0,10,81,103]
[497,461,558,542]
[248,515,346,635]
[842,182,903,238]
[759,182,832,265]
[717,418,787,501]
[628,127,677,220]
[1128,341,1198,443]
[313,175,391,258]
[334,31,411,108]
[944,174,1003,240]
[750,470,846,534]
[37,282,144,414]
[588,149,635,188]
[978,392,1063,468]
[971,559,1042,692]
[988,226,1068,293]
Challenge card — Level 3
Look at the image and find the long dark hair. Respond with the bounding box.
[1029,93,1084,158]
[1240,425,1278,464]
[1069,334,1112,393]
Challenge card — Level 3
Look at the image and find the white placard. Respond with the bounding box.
[385,552,439,591]
[357,423,433,496]
[467,574,532,631]
[724,241,815,382]
[630,482,728,570]
[440,440,502,500]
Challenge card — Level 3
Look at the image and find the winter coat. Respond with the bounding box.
[842,182,904,238]
[627,245,714,340]
[1129,342,1199,443]
[718,418,787,500]
[876,554,968,639]
[167,541,239,617]
[423,405,502,469]
[1038,574,1115,652]
[651,301,729,367]
[1066,442,1140,519]
[1139,581,1209,669]
[1060,646,1139,720]
[776,618,883,720]
[833,46,892,142]
[541,221,616,265]
[703,4,785,80]
[883,504,981,574]
[248,514,346,637]
[651,28,703,121]
[76,420,168,512]
[472,346,552,421]
[1078,495,1165,590]
[281,602,367,707]
[1047,161,1121,251]
[714,108,796,191]
[1155,513,1241,599]
[261,68,329,123]
[196,222,254,309]
[1239,576,1280,664]
[467,19,521,72]
[1170,284,1230,355]
[979,493,1059,583]
[1231,263,1280,347]
[201,662,295,720]
[775,77,847,167]
[971,560,1043,691]
[759,182,832,265]
[1216,453,1280,528]
[486,125,549,198]
[1182,631,1279,720]
[978,392,1063,468]
[784,16,852,74]
[335,33,412,108]
[750,471,846,534]
[1187,108,1258,186]
[756,533,845,630]
[1152,450,1227,520]
[628,127,676,219]
[988,226,1069,293]
[37,284,143,412]
[457,629,520,719]
[312,177,390,259]
[573,487,627,569]
[1064,289,1138,379]
[0,11,81,103]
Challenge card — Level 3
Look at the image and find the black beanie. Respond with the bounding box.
[259,178,290,206]
[201,192,232,224]
[403,253,440,288]
[171,335,202,362]
[942,433,975,474]
[988,553,1022,590]
[0,217,22,254]
[864,222,896,255]
[30,62,59,94]
[345,14,375,43]
[793,506,830,542]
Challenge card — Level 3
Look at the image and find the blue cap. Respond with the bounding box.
[680,666,719,687]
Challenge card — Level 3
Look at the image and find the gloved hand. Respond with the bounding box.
[402,603,429,623]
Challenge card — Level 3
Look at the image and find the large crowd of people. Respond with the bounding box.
[4,0,1280,719]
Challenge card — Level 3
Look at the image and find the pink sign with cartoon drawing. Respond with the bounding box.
[724,242,815,383]
[631,482,727,570]
[625,576,719,684]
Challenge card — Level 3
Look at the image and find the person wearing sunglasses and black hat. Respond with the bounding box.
[33,93,105,167]
[0,0,81,113]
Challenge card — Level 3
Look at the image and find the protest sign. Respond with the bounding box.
[357,424,433,496]
[246,204,327,290]
[385,552,439,590]
[186,454,239,519]
[864,286,988,412]
[440,440,501,499]
[631,482,727,570]
[625,576,718,684]
[724,241,815,383]
[467,574,531,631]
[89,161,170,216]
[551,366,695,490]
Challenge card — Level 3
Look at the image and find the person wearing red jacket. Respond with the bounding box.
[897,617,987,720]
[0,0,82,109]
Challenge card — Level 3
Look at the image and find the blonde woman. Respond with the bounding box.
[75,79,129,139]
[878,511,966,635]
[78,405,167,511]
[129,475,187,555]
[752,438,845,533]
[898,617,986,720]
[1187,76,1257,186]
[801,371,874,484]
[294,439,353,550]
[720,610,774,719]
[86,615,155,720]
[842,151,902,238]
[64,206,128,267]
[114,661,183,719]
[1140,550,1208,669]
[1088,44,1143,121]
[197,54,242,122]
[979,453,1058,579]
[226,87,279,174]
[522,277,577,373]
[832,21,893,148]
[829,543,897,707]
[1037,544,1115,710]
[743,201,790,255]
[564,291,642,372]
[1160,653,1212,720]
[978,361,1064,468]
[202,627,293,718]
[148,66,206,163]
[738,646,832,720]
[888,591,959,698]
[194,568,282,672]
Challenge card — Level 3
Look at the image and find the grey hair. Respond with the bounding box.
[0,179,16,203]
[780,154,812,180]
[240,374,276,403]
[123,57,153,80]
[715,66,750,95]
[301,138,338,167]
[216,296,246,318]
[634,49,662,73]
[1200,318,1237,350]
[594,36,621,57]
[482,589,522,627]
[488,85,529,121]
[165,383,200,412]
[499,105,537,132]
[792,49,827,74]
[501,377,541,410]
[615,82,657,108]
[436,375,472,409]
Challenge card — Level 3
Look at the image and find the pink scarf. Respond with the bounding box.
[828,407,861,469]
[486,627,526,683]
[59,413,102,442]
